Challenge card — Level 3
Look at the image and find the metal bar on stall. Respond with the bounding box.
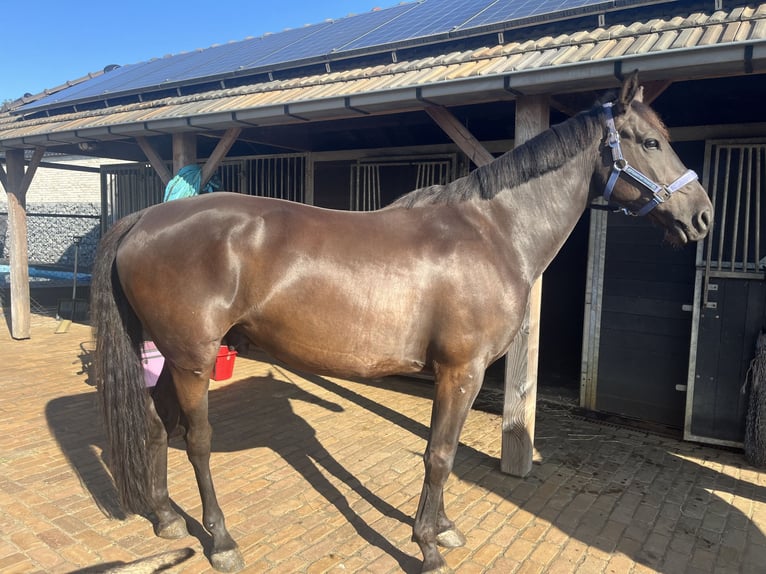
[742,147,753,271]
[716,148,731,271]
[729,150,745,272]
[703,145,719,305]
[756,147,762,269]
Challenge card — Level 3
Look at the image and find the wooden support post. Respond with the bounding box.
[501,96,549,476]
[423,97,546,476]
[425,105,495,168]
[502,279,542,475]
[4,149,37,339]
[200,127,241,188]
[136,136,172,186]
[172,132,197,175]
[580,208,609,410]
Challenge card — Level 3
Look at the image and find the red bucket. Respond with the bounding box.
[212,346,237,381]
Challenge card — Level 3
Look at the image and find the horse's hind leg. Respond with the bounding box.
[171,367,244,573]
[413,362,484,574]
[147,367,188,539]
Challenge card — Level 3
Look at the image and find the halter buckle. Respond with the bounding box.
[658,186,674,203]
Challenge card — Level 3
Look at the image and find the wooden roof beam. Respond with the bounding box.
[640,80,673,104]
[201,127,241,188]
[20,147,45,196]
[136,136,172,186]
[424,105,494,167]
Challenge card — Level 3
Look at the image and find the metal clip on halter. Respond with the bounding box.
[601,102,698,217]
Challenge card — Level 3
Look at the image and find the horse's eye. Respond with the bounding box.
[644,138,660,150]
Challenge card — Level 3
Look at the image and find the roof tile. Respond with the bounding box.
[754,18,766,38]
[699,24,725,45]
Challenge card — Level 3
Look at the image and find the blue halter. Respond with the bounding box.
[602,102,698,217]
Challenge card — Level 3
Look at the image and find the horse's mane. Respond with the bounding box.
[387,102,606,209]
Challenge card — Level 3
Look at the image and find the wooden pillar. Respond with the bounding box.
[172,133,197,175]
[423,101,547,476]
[4,149,31,339]
[501,95,549,476]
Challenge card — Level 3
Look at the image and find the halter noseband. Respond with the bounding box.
[601,102,698,217]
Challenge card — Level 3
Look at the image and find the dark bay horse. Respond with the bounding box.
[91,74,712,573]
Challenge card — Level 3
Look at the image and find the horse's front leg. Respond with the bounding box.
[413,362,484,574]
[147,367,188,539]
[172,368,244,573]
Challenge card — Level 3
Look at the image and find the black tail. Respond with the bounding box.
[91,211,151,514]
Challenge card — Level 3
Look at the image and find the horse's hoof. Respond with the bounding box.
[211,548,245,573]
[155,517,188,539]
[436,528,466,548]
[420,553,453,574]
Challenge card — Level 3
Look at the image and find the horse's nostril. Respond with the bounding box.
[697,209,712,231]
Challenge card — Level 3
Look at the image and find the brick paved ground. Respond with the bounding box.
[1,311,765,573]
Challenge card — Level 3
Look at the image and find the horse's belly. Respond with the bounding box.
[244,307,428,379]
[259,335,426,379]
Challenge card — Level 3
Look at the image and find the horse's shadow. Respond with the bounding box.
[195,372,418,570]
[45,368,420,572]
[278,364,766,573]
[47,352,766,573]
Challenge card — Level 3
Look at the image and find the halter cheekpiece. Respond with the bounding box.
[601,102,698,217]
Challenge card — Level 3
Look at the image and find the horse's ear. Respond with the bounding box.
[617,71,641,110]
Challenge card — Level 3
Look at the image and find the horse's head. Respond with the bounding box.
[597,73,713,245]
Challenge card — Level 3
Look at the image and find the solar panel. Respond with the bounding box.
[252,3,416,67]
[150,24,337,84]
[18,0,675,114]
[458,0,610,30]
[84,51,206,95]
[341,0,494,51]
[24,50,216,108]
[24,25,338,109]
[21,8,408,111]
[139,26,335,86]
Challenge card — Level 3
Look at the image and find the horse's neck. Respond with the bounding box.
[483,138,600,284]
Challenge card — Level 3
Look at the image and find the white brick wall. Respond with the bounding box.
[0,155,102,204]
[0,155,120,265]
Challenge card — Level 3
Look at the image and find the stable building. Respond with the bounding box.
[1,0,765,469]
